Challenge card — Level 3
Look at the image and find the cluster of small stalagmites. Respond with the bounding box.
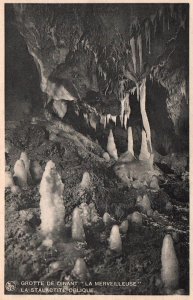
[105,212,144,253]
[5,150,43,193]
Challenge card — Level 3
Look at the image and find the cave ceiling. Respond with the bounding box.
[13,3,188,129]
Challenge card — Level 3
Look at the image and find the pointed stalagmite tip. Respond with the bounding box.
[13,159,28,187]
[119,220,129,234]
[80,172,91,189]
[107,129,118,160]
[71,258,90,281]
[161,234,179,291]
[103,212,112,225]
[109,225,122,252]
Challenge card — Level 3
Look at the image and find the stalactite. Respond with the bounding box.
[163,10,166,32]
[139,78,152,153]
[100,115,106,129]
[124,114,128,129]
[119,79,125,100]
[111,115,117,125]
[106,114,111,125]
[120,97,126,127]
[136,83,140,101]
[89,113,97,131]
[130,36,137,73]
[13,159,28,187]
[137,34,143,73]
[39,160,65,243]
[107,129,118,160]
[127,127,134,156]
[83,113,89,125]
[124,94,131,129]
[145,20,151,54]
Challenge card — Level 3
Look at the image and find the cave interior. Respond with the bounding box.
[5,3,189,296]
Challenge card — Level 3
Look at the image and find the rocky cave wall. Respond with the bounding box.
[6,4,189,155]
[5,5,43,121]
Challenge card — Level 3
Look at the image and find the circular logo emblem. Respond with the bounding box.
[5,281,17,292]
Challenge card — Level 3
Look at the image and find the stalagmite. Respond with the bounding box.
[150,175,160,191]
[13,159,28,187]
[39,160,65,242]
[89,202,99,223]
[139,78,152,153]
[107,129,118,160]
[103,212,112,225]
[127,127,134,156]
[5,171,15,188]
[119,220,129,234]
[161,234,179,291]
[139,129,151,160]
[79,203,91,225]
[5,140,12,154]
[53,100,67,119]
[11,185,21,194]
[103,152,110,162]
[20,151,31,181]
[80,172,91,190]
[72,207,85,242]
[136,194,151,213]
[131,211,143,225]
[109,225,122,252]
[71,258,90,281]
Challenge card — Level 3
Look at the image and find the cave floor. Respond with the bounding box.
[5,119,189,295]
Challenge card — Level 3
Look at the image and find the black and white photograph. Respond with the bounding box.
[4,2,189,296]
